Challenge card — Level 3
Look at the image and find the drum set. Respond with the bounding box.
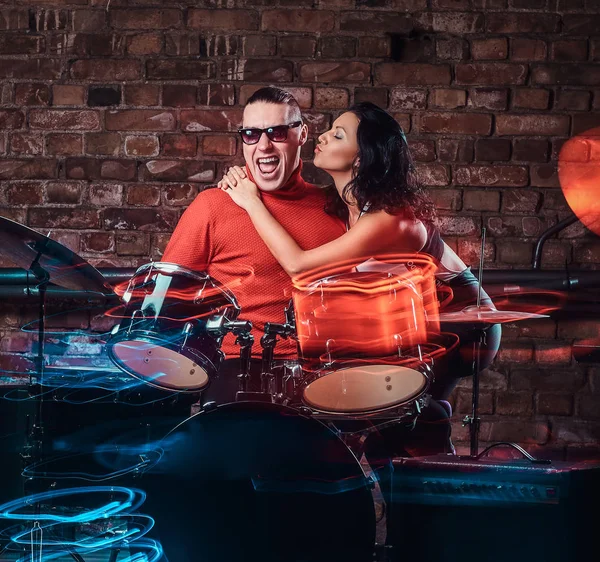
[0,217,547,562]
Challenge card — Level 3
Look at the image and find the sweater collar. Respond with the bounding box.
[244,161,308,201]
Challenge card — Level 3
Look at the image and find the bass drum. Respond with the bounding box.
[139,401,377,562]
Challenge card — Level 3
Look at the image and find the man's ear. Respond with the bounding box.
[298,123,309,146]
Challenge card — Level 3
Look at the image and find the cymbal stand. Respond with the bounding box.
[461,228,486,458]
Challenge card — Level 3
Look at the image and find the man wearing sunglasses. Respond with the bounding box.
[162,87,346,402]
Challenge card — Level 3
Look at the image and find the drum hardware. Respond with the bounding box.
[107,263,242,393]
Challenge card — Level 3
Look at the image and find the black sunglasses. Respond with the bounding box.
[237,121,302,145]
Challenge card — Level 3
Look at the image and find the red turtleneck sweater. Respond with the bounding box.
[162,163,346,359]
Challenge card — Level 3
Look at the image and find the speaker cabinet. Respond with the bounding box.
[389,454,600,562]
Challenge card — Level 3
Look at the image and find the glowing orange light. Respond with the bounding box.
[558,127,600,237]
[292,254,443,361]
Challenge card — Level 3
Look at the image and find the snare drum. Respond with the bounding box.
[107,262,240,393]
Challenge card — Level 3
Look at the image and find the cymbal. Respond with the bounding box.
[0,216,114,295]
[432,305,549,324]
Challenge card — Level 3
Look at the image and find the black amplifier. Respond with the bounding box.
[388,454,600,562]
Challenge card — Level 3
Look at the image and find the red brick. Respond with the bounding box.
[15,84,50,106]
[456,63,527,85]
[81,232,114,254]
[340,11,413,33]
[200,35,241,57]
[262,9,334,32]
[110,8,181,30]
[485,421,551,445]
[413,163,450,187]
[124,84,159,106]
[502,189,540,213]
[162,134,197,158]
[4,182,44,205]
[496,392,533,416]
[70,59,141,81]
[475,138,511,161]
[355,87,388,107]
[541,240,572,267]
[552,39,588,61]
[106,110,176,132]
[454,389,494,416]
[467,88,508,110]
[297,62,369,84]
[555,90,591,111]
[457,238,495,263]
[409,140,436,162]
[429,89,466,109]
[0,8,29,30]
[198,84,235,106]
[0,134,6,155]
[143,160,215,183]
[429,188,462,211]
[486,13,560,33]
[146,60,213,80]
[532,64,600,86]
[124,135,159,157]
[103,208,179,231]
[315,87,349,109]
[513,88,550,110]
[418,112,492,135]
[126,33,162,55]
[510,38,547,61]
[375,63,450,86]
[116,231,150,256]
[513,139,549,162]
[318,36,356,59]
[202,136,237,157]
[563,15,600,35]
[437,215,479,236]
[66,158,136,181]
[497,115,570,136]
[470,37,508,60]
[456,165,528,187]
[579,396,600,419]
[127,185,160,207]
[0,159,57,180]
[189,9,258,30]
[438,138,474,162]
[574,241,600,264]
[163,85,197,108]
[389,88,427,110]
[29,208,100,229]
[163,184,198,207]
[9,134,42,155]
[572,113,600,135]
[436,37,469,60]
[181,109,243,133]
[278,35,315,57]
[71,9,106,32]
[487,215,542,237]
[53,85,85,106]
[242,35,276,57]
[164,33,200,56]
[46,182,82,204]
[497,340,535,363]
[86,133,121,156]
[225,59,292,82]
[417,11,484,33]
[46,134,83,156]
[358,36,390,58]
[530,164,560,188]
[30,110,100,131]
[463,189,501,211]
[30,9,69,32]
[89,183,124,206]
[0,34,45,54]
[558,319,600,340]
[535,342,573,365]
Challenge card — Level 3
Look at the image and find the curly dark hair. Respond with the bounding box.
[324,102,436,224]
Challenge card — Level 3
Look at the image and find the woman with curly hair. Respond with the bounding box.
[221,101,501,407]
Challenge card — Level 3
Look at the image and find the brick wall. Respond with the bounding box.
[1,1,599,459]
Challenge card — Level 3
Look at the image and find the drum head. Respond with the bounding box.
[303,364,427,414]
[111,339,210,391]
[138,402,376,562]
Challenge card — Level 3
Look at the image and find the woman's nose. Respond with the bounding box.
[317,133,326,144]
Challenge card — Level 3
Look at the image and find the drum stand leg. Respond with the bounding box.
[462,329,486,458]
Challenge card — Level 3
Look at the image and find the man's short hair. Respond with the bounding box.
[245,87,302,122]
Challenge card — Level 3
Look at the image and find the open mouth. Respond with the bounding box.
[256,156,280,176]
